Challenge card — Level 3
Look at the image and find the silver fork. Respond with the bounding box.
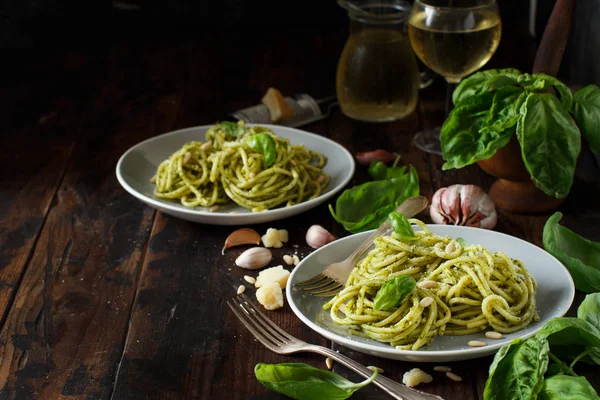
[296,196,428,296]
[228,294,444,400]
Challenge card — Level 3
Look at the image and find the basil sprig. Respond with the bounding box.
[442,68,600,199]
[245,133,277,167]
[388,211,418,241]
[373,275,416,311]
[483,293,600,400]
[254,362,377,400]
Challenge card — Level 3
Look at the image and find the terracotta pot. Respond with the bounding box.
[476,136,565,213]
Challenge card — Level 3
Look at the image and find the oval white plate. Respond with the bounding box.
[287,225,575,362]
[116,124,355,225]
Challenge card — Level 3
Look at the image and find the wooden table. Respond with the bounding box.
[1,26,599,399]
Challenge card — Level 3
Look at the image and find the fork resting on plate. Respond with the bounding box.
[296,196,428,296]
[228,293,444,400]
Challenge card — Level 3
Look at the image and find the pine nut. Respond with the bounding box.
[446,372,462,382]
[468,340,487,347]
[485,331,503,339]
[420,297,434,307]
[445,242,455,253]
[183,152,191,164]
[249,172,256,179]
[150,175,157,183]
[237,285,246,295]
[209,205,220,212]
[243,275,256,285]
[201,142,212,152]
[434,366,451,372]
[418,280,438,289]
[292,255,300,265]
[318,175,325,183]
[325,357,333,370]
[290,160,297,166]
[283,255,294,265]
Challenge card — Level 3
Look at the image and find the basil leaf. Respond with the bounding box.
[456,237,468,247]
[452,68,522,106]
[538,375,600,400]
[517,73,574,111]
[542,212,600,293]
[373,275,416,311]
[245,133,277,167]
[255,362,377,400]
[480,87,525,134]
[535,317,600,366]
[577,293,600,364]
[368,161,407,181]
[388,211,418,241]
[516,93,580,198]
[329,166,419,233]
[217,121,245,138]
[441,91,515,170]
[573,85,600,154]
[483,337,550,400]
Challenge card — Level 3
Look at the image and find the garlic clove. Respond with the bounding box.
[235,247,272,270]
[356,149,396,166]
[222,228,261,255]
[306,225,337,249]
[430,184,497,230]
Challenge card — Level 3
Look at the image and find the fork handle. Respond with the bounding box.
[307,345,445,400]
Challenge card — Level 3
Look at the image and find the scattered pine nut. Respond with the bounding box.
[317,175,325,183]
[446,372,462,382]
[283,255,294,265]
[485,331,503,339]
[201,142,212,152]
[290,160,297,166]
[468,340,487,347]
[209,205,220,212]
[150,175,157,183]
[244,275,256,285]
[418,280,438,289]
[237,285,246,295]
[434,366,451,372]
[325,357,333,370]
[249,172,256,179]
[368,366,384,374]
[445,242,455,253]
[183,152,191,164]
[420,297,434,307]
[292,255,300,265]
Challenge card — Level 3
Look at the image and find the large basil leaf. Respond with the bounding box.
[255,363,377,400]
[535,317,600,366]
[573,85,600,154]
[577,293,600,364]
[542,212,600,293]
[329,166,419,233]
[441,91,515,170]
[483,337,549,400]
[538,375,600,400]
[516,93,580,198]
[368,162,407,181]
[452,68,522,106]
[245,133,277,167]
[373,275,416,311]
[217,121,245,138]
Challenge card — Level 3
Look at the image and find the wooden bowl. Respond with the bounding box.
[476,136,565,213]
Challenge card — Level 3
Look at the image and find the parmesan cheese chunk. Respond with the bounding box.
[255,265,290,289]
[402,368,433,388]
[261,87,295,122]
[261,228,289,248]
[256,282,284,310]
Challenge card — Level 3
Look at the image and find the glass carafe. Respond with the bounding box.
[336,0,420,122]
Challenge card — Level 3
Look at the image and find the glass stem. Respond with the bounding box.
[445,81,457,118]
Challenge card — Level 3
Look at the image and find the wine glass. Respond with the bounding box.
[408,0,502,154]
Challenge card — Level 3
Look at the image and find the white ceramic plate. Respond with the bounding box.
[116,124,355,225]
[287,225,575,362]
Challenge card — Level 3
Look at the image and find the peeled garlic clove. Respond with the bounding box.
[430,184,497,230]
[306,225,337,249]
[356,149,396,166]
[222,228,261,255]
[235,247,272,270]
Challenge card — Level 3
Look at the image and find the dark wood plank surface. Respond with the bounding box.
[1,21,599,400]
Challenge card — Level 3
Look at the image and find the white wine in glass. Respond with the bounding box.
[407,0,501,154]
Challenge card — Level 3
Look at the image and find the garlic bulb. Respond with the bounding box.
[306,225,337,249]
[235,247,272,270]
[430,185,497,229]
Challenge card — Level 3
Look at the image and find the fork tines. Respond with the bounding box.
[227,294,301,352]
[295,274,343,297]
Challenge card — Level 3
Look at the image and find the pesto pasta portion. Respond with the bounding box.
[324,219,539,351]
[152,122,329,212]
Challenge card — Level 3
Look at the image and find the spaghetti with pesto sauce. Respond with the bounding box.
[152,122,329,211]
[323,219,539,351]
